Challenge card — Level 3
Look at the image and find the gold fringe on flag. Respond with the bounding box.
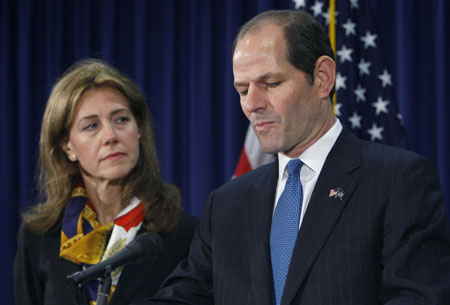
[328,0,337,113]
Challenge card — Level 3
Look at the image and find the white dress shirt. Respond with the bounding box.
[274,119,342,229]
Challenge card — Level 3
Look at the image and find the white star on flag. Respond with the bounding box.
[372,96,390,115]
[360,31,377,48]
[334,103,342,117]
[378,69,393,87]
[354,84,366,102]
[358,58,371,76]
[293,0,306,9]
[323,9,338,25]
[337,45,353,63]
[350,0,359,9]
[335,72,347,91]
[367,123,384,141]
[348,112,362,129]
[311,1,324,17]
[342,18,356,36]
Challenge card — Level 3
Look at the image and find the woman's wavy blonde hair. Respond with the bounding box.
[24,58,181,234]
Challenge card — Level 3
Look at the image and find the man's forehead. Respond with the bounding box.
[235,25,284,52]
[233,44,290,75]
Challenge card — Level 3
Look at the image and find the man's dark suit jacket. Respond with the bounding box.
[138,127,450,305]
[14,211,198,305]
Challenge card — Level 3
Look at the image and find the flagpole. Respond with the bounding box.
[328,0,337,113]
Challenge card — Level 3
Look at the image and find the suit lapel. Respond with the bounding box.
[282,128,361,305]
[244,160,279,305]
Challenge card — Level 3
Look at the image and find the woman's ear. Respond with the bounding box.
[61,140,77,162]
[314,55,336,99]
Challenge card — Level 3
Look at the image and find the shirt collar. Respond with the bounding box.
[278,119,342,179]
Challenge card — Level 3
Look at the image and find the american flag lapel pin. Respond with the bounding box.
[329,187,345,200]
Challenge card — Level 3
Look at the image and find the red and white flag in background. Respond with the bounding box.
[233,124,274,178]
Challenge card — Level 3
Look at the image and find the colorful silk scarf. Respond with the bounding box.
[60,184,144,304]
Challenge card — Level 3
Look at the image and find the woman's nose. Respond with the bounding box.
[103,125,118,144]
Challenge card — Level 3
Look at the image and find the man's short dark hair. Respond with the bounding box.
[232,10,336,97]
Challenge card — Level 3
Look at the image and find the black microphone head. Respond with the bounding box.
[67,232,164,285]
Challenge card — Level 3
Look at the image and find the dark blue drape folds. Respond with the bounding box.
[1,1,449,303]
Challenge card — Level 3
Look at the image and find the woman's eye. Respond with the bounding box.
[116,116,130,124]
[82,123,97,131]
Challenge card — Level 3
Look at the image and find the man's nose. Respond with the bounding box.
[242,84,267,113]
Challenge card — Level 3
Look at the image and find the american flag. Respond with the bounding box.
[233,0,408,177]
[329,187,345,200]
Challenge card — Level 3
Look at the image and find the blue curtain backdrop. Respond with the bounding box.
[1,0,449,303]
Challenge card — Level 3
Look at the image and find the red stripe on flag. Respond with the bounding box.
[233,148,253,177]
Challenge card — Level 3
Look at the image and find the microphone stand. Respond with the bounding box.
[96,265,113,305]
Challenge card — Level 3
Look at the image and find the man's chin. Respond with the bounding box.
[259,143,281,155]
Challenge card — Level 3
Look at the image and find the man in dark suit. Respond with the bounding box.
[135,10,450,305]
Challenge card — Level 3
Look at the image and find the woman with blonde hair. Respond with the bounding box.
[14,58,198,305]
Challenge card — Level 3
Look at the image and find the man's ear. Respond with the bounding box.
[314,55,336,99]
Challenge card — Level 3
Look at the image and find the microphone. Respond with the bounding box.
[67,232,164,285]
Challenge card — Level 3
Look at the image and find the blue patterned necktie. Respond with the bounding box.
[270,159,303,305]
